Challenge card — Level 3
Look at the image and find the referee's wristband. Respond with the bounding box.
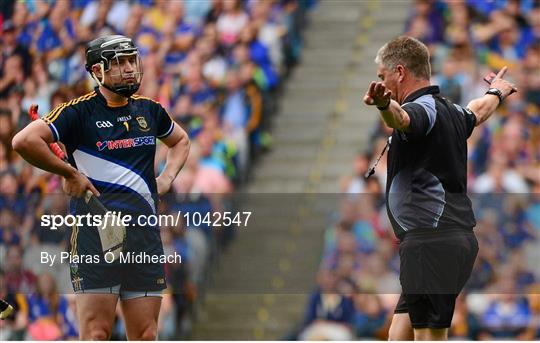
[485,88,504,104]
[377,100,391,111]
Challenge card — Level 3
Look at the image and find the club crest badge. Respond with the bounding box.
[136,116,150,132]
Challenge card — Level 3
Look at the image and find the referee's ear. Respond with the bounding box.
[396,65,406,83]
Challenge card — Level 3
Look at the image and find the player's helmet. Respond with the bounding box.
[85,35,143,97]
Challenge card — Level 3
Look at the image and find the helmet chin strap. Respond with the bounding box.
[91,62,140,98]
[104,83,140,97]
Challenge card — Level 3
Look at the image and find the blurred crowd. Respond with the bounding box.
[296,0,540,340]
[0,0,313,340]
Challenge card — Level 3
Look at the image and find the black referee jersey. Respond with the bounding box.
[386,86,477,240]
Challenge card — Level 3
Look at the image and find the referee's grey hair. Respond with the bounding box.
[375,36,431,80]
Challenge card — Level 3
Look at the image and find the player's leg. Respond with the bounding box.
[76,293,119,340]
[118,226,166,339]
[70,226,123,339]
[388,294,414,340]
[388,313,414,340]
[120,294,162,340]
[413,328,448,340]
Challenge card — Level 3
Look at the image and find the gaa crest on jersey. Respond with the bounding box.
[136,116,150,132]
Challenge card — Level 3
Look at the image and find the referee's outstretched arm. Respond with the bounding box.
[466,66,517,126]
[363,66,517,132]
[363,80,412,131]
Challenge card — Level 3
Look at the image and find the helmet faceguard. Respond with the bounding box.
[85,35,143,97]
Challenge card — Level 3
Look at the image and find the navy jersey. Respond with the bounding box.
[386,86,477,240]
[42,88,173,217]
[42,88,173,291]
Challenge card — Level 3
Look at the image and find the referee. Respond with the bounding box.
[363,36,517,340]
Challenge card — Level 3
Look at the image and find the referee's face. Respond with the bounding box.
[377,63,398,101]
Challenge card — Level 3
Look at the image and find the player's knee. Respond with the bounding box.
[79,320,112,340]
[139,324,158,341]
[388,327,411,341]
[88,328,111,341]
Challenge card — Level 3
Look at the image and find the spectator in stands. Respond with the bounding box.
[299,269,354,340]
[478,290,532,339]
[22,272,77,340]
[473,149,529,193]
[3,245,36,294]
[216,0,249,48]
[0,20,31,78]
[193,129,234,194]
[221,69,250,180]
[0,140,11,173]
[0,55,24,99]
[404,0,444,45]
[251,1,287,73]
[79,0,130,40]
[160,1,197,74]
[33,3,76,83]
[196,36,227,86]
[340,152,371,194]
[353,294,388,339]
[432,55,464,104]
[0,208,21,246]
[0,171,26,218]
[238,23,279,90]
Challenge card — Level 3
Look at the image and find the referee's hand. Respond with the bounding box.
[490,66,518,98]
[364,81,392,108]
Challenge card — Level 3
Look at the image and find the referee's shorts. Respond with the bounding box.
[394,228,478,329]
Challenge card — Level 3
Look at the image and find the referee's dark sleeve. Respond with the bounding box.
[402,95,437,140]
[453,104,477,138]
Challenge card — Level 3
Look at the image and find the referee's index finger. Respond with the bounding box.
[368,81,376,94]
[496,66,508,79]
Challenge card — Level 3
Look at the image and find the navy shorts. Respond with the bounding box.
[68,224,167,293]
[394,228,478,328]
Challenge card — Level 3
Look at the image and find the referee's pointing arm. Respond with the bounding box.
[466,66,517,126]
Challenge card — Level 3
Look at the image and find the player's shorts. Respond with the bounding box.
[68,223,167,294]
[75,284,163,300]
[394,228,478,329]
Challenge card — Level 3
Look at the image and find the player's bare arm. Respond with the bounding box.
[12,119,99,197]
[363,81,411,131]
[156,123,190,196]
[466,66,517,126]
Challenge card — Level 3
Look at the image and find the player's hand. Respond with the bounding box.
[364,81,392,108]
[156,175,172,196]
[63,170,100,198]
[490,66,518,98]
